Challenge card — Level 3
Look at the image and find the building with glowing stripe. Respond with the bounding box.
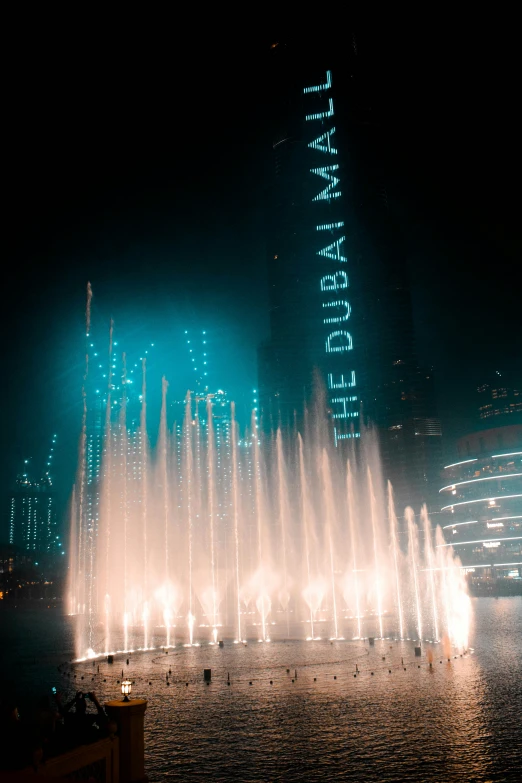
[259,38,442,509]
[440,424,522,587]
[259,49,361,444]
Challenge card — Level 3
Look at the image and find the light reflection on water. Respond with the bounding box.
[1,597,521,781]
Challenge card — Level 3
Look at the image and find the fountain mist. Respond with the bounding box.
[69,373,471,659]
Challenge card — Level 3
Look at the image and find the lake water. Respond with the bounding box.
[1,597,521,781]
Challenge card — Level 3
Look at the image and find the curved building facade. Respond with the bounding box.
[439,425,522,587]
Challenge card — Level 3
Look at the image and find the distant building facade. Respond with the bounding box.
[477,370,522,423]
[259,37,441,510]
[439,424,522,585]
[9,438,59,554]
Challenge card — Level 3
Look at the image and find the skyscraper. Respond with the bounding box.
[9,437,59,554]
[259,45,361,447]
[259,37,441,509]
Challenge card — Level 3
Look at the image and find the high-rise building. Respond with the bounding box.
[8,437,60,554]
[477,370,522,424]
[439,424,522,588]
[259,37,441,509]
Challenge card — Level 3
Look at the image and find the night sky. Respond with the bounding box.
[2,17,520,539]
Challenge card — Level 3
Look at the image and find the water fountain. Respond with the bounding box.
[68,358,471,660]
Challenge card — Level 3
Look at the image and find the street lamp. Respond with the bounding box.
[121,680,132,702]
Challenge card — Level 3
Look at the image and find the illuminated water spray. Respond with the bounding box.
[231,403,242,643]
[252,411,269,642]
[102,319,114,654]
[160,377,171,648]
[276,430,290,637]
[322,450,339,640]
[140,358,149,649]
[183,392,195,645]
[206,399,218,642]
[388,482,404,640]
[422,505,439,641]
[368,469,383,639]
[299,435,316,640]
[347,462,361,639]
[406,507,423,641]
[69,322,470,658]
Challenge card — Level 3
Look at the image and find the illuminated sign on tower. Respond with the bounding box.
[304,70,359,442]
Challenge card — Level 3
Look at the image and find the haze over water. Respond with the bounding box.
[69,366,470,660]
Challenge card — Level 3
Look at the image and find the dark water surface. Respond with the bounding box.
[1,598,521,781]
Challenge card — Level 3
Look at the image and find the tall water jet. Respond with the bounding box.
[388,482,404,640]
[299,435,315,640]
[206,398,218,640]
[230,403,242,643]
[276,429,290,636]
[121,355,129,651]
[368,469,384,639]
[68,487,77,617]
[140,358,149,649]
[70,282,92,653]
[252,412,269,641]
[321,449,339,640]
[346,461,361,639]
[406,507,423,641]
[421,505,439,641]
[183,393,195,644]
[159,377,171,647]
[102,319,114,654]
[436,525,451,634]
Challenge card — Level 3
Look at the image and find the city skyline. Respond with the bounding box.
[2,24,521,542]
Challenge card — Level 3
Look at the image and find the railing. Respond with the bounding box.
[10,697,146,782]
[22,736,119,782]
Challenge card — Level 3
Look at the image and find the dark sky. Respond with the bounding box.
[2,16,520,539]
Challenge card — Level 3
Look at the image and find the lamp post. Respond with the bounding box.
[121,680,132,702]
[107,683,148,782]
